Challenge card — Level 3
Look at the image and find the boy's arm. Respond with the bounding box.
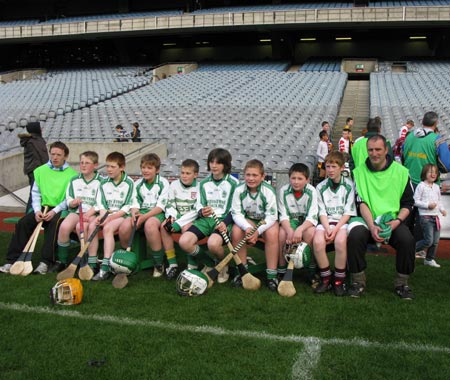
[258,189,278,235]
[231,189,252,231]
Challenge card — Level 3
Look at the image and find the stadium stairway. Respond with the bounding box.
[333,79,370,143]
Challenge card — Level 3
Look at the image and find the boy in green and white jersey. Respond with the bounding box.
[160,159,200,279]
[179,148,238,283]
[231,159,279,291]
[119,153,170,278]
[90,152,135,281]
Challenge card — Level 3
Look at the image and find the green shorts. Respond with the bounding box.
[191,216,231,239]
[289,219,301,230]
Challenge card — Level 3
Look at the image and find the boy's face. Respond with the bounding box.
[325,162,343,182]
[209,159,225,179]
[180,166,198,186]
[289,171,308,192]
[79,155,97,176]
[244,167,264,191]
[106,161,124,181]
[50,147,67,168]
[342,131,349,139]
[321,133,328,141]
[141,163,158,182]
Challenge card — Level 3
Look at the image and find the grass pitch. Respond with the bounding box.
[0,232,449,380]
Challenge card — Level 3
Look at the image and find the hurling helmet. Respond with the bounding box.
[176,269,209,297]
[284,242,312,269]
[50,278,83,305]
[110,249,138,275]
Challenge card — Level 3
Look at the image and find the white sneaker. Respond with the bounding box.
[424,259,441,268]
[153,265,164,278]
[0,263,12,273]
[218,265,229,283]
[415,250,426,259]
[33,262,48,275]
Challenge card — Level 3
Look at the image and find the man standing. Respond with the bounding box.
[403,111,450,186]
[347,135,416,300]
[0,141,77,274]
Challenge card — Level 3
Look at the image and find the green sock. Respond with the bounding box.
[57,242,70,264]
[266,268,277,280]
[187,255,198,268]
[277,264,287,276]
[152,249,164,266]
[101,258,110,272]
[88,256,98,269]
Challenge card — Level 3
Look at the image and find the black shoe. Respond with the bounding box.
[395,285,414,300]
[231,274,243,288]
[165,265,179,280]
[314,280,331,294]
[48,261,66,273]
[348,282,365,298]
[267,278,279,292]
[333,282,346,297]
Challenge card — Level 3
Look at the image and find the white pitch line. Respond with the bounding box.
[292,338,321,380]
[1,301,450,355]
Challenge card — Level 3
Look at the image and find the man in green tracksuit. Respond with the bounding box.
[347,135,416,300]
[0,141,77,274]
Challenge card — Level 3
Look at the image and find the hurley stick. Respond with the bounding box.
[10,206,48,276]
[211,212,262,291]
[112,216,138,289]
[77,203,94,280]
[205,220,265,288]
[277,258,296,297]
[57,211,109,281]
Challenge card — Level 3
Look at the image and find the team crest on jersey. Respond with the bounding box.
[222,190,227,198]
[191,192,196,199]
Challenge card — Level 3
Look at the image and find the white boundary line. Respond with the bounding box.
[1,301,450,380]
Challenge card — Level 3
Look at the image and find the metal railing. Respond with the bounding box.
[0,6,449,40]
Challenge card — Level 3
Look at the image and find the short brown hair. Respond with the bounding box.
[106,152,125,167]
[181,159,199,173]
[80,151,99,164]
[49,141,69,157]
[140,153,161,169]
[244,159,264,174]
[325,151,345,167]
[420,163,438,181]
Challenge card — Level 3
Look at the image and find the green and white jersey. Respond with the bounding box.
[164,179,199,228]
[197,174,239,219]
[66,173,103,213]
[316,176,356,224]
[278,183,319,226]
[96,172,135,215]
[231,182,278,235]
[133,174,170,214]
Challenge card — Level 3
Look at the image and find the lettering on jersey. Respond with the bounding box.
[407,152,428,159]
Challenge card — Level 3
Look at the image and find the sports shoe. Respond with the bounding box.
[424,259,441,268]
[415,250,426,259]
[348,282,365,298]
[231,274,243,288]
[395,285,415,300]
[314,280,331,294]
[0,263,12,273]
[165,265,179,280]
[92,269,111,281]
[153,265,164,278]
[309,273,321,289]
[333,282,346,297]
[267,277,279,292]
[217,265,229,283]
[33,262,48,275]
[48,261,66,273]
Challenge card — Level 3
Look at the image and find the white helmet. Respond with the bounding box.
[284,242,312,269]
[176,269,209,297]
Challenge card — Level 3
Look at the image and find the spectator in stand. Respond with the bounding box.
[131,122,141,142]
[321,121,333,151]
[113,125,129,142]
[18,121,49,212]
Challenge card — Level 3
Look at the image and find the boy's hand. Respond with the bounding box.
[245,227,259,245]
[200,206,213,217]
[215,221,226,233]
[163,217,174,232]
[442,210,447,217]
[292,227,303,244]
[428,202,437,210]
[325,227,336,243]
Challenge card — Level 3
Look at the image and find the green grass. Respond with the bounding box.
[0,231,449,380]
